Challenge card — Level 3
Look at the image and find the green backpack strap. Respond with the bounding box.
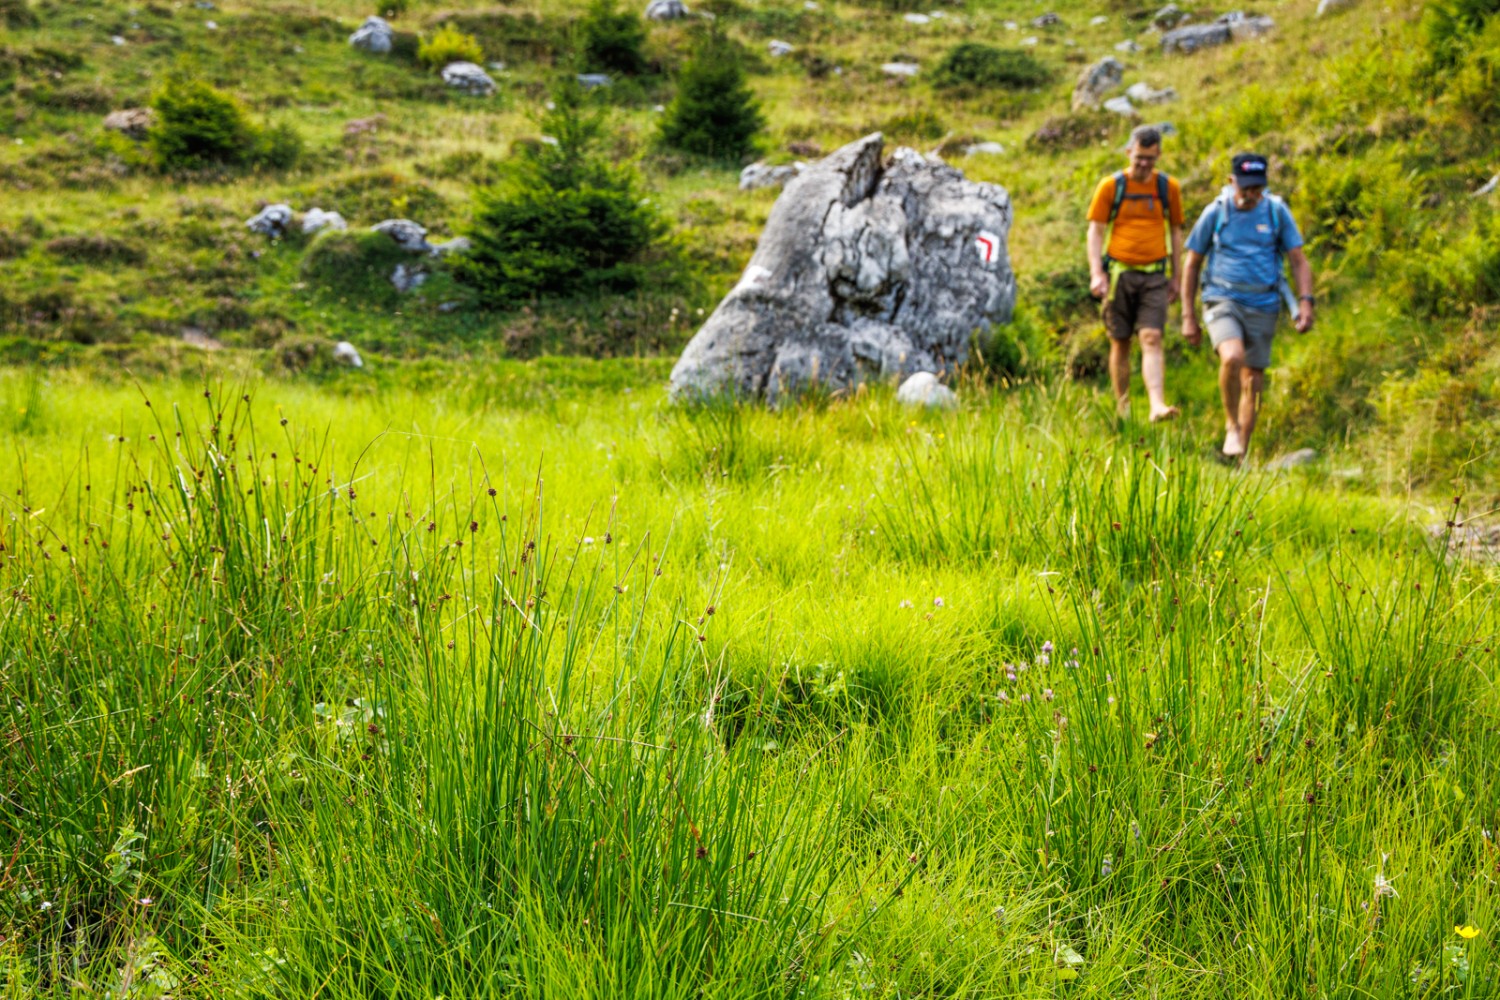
[1156,171,1170,223]
[1107,171,1127,223]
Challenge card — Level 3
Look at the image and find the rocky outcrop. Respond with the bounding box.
[349,16,393,54]
[1072,57,1124,111]
[372,219,431,252]
[302,208,347,234]
[441,62,496,95]
[246,204,294,237]
[103,107,154,140]
[1162,12,1275,54]
[740,162,803,191]
[669,133,1015,405]
[645,0,689,20]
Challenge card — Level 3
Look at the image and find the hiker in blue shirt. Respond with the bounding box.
[1181,153,1315,460]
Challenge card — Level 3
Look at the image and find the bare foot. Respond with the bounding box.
[1116,396,1131,419]
[1149,405,1180,423]
[1222,427,1245,457]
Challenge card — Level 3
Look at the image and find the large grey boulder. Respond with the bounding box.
[1072,56,1124,111]
[442,61,496,95]
[349,16,393,54]
[669,133,1016,405]
[645,0,689,19]
[1152,3,1187,29]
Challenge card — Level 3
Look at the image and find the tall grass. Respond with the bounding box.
[1,376,1496,997]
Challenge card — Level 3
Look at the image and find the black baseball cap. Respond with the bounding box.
[1232,153,1269,188]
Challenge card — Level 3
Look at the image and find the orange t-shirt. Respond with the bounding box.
[1087,172,1184,266]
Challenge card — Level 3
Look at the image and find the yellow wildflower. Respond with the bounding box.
[1455,925,1480,939]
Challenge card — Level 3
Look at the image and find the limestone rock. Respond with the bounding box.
[1072,56,1124,111]
[1103,96,1137,116]
[349,15,393,54]
[669,133,1016,405]
[904,13,931,24]
[1316,0,1356,15]
[1126,81,1178,105]
[1032,12,1062,27]
[333,341,364,367]
[1266,448,1318,470]
[1115,39,1142,53]
[645,0,690,20]
[302,208,347,235]
[372,219,431,252]
[1152,3,1186,29]
[1163,11,1274,52]
[391,263,427,293]
[881,61,920,77]
[442,62,496,95]
[1473,174,1500,197]
[1090,15,1110,26]
[577,73,612,89]
[103,107,154,139]
[768,39,795,56]
[964,141,1005,156]
[896,371,957,408]
[181,327,223,351]
[740,162,803,191]
[246,204,294,237]
[429,236,472,256]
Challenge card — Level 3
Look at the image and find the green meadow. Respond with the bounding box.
[0,366,1495,997]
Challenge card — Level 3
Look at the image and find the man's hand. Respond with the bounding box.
[1167,281,1181,305]
[1183,314,1202,348]
[1295,300,1314,333]
[1090,270,1109,300]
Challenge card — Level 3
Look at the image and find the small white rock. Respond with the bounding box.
[768,39,795,56]
[881,61,920,77]
[301,208,347,235]
[904,13,930,24]
[332,341,364,368]
[1103,96,1136,115]
[1091,15,1110,25]
[963,141,1006,156]
[1116,39,1142,53]
[896,372,957,409]
[111,35,127,45]
[1019,36,1039,46]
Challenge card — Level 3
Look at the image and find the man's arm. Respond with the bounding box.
[1168,224,1183,304]
[1287,246,1314,333]
[1181,249,1204,346]
[1087,220,1109,299]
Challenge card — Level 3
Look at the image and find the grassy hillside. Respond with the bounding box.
[0,368,1496,997]
[2,0,1498,492]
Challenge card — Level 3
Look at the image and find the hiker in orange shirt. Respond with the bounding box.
[1086,125,1185,422]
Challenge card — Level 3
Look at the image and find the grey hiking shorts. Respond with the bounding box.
[1205,298,1280,370]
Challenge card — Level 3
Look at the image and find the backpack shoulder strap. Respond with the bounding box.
[1108,171,1127,223]
[1156,172,1171,221]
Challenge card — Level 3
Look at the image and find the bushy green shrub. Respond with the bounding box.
[418,24,484,70]
[658,31,764,160]
[931,44,1051,91]
[1401,210,1500,317]
[1423,0,1500,67]
[147,74,303,171]
[452,83,667,309]
[579,0,648,76]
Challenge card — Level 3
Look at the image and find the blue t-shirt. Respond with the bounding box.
[1186,192,1303,312]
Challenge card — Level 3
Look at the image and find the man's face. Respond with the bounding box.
[1128,143,1160,180]
[1232,181,1265,210]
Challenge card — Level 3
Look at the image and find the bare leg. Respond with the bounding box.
[1109,337,1132,417]
[1217,340,1246,456]
[1138,328,1178,422]
[1237,367,1266,456]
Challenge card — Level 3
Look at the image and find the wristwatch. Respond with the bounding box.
[1299,295,1316,305]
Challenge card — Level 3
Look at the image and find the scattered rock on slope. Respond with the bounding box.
[1162,12,1274,54]
[246,204,294,237]
[103,107,155,140]
[1072,57,1124,111]
[669,133,1016,405]
[896,372,957,408]
[645,0,690,20]
[349,16,393,54]
[442,62,496,95]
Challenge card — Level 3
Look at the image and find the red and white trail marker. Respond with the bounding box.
[974,230,1000,267]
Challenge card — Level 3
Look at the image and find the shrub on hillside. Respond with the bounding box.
[44,234,147,266]
[580,0,649,76]
[658,31,764,160]
[931,44,1051,91]
[1423,0,1500,67]
[452,83,667,308]
[147,75,303,171]
[418,24,484,70]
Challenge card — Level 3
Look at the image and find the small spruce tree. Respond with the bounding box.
[452,81,666,308]
[658,30,764,160]
[580,0,649,76]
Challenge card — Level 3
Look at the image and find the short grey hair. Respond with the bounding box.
[1129,125,1162,150]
